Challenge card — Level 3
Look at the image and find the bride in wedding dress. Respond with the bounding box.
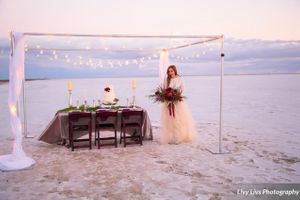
[159,65,198,144]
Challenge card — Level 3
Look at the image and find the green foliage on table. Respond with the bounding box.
[55,106,77,115]
[56,105,121,115]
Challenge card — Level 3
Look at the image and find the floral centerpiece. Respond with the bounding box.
[148,86,185,117]
[102,86,119,105]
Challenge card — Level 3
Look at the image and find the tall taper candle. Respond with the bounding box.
[132,79,136,90]
[132,79,136,108]
[68,80,73,91]
[68,80,72,107]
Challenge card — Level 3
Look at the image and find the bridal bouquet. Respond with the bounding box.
[148,86,185,117]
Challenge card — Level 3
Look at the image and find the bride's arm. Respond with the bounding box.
[178,77,185,94]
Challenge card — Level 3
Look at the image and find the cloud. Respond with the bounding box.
[0,37,299,79]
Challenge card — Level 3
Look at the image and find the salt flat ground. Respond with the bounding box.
[0,74,299,200]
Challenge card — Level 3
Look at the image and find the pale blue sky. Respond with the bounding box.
[0,0,299,79]
[0,0,299,40]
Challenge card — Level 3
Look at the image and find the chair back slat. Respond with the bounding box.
[69,112,91,122]
[96,110,118,124]
[121,109,143,125]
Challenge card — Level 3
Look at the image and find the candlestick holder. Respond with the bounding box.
[132,88,136,108]
[84,100,87,111]
[68,90,72,107]
[76,100,79,109]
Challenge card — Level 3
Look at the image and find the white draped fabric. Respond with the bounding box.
[0,32,35,171]
[159,50,169,84]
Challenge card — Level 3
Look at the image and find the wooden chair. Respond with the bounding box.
[68,112,92,151]
[120,109,143,147]
[95,110,118,149]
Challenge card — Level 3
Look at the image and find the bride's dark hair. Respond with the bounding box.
[166,65,179,87]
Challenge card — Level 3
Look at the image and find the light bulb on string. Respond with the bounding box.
[116,60,121,67]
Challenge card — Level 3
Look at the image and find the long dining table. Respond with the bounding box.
[38,107,153,144]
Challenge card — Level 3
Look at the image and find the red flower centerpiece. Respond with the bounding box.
[148,86,185,117]
[104,87,110,92]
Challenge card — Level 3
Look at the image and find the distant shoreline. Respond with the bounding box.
[0,73,299,82]
[0,78,47,84]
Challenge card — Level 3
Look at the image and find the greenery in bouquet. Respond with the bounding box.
[148,86,185,104]
[148,86,185,117]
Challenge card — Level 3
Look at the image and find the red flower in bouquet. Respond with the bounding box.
[104,87,110,92]
[165,87,175,101]
[148,86,186,117]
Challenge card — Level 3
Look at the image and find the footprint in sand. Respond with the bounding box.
[156,160,167,164]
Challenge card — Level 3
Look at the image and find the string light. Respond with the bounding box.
[25,39,220,70]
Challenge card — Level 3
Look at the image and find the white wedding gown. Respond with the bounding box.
[159,76,198,144]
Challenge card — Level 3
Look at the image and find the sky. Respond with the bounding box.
[0,0,300,79]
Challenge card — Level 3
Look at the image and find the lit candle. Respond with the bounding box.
[132,79,136,90]
[68,80,72,91]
